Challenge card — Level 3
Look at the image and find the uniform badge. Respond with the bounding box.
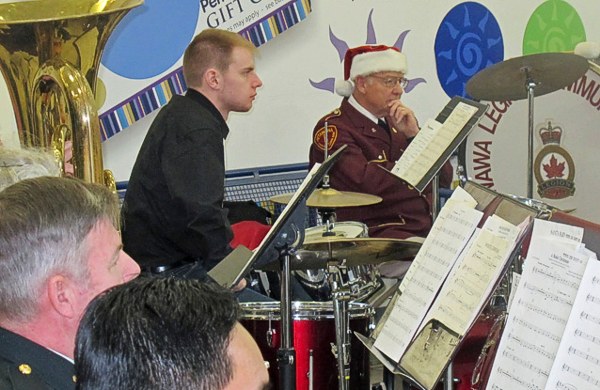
[534,121,575,199]
[18,364,31,375]
[314,124,338,151]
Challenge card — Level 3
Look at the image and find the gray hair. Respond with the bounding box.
[0,176,120,322]
[0,147,60,192]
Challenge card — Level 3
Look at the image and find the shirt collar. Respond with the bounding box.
[185,88,230,139]
[348,95,379,124]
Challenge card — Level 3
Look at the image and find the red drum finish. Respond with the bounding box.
[240,301,373,390]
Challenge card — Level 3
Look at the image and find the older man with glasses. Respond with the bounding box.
[309,45,453,278]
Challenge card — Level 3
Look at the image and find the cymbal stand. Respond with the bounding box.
[329,262,352,390]
[278,245,296,390]
[525,67,537,199]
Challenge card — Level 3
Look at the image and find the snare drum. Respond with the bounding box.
[240,301,373,390]
[296,222,383,302]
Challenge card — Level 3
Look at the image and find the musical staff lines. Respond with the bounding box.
[560,363,600,387]
[486,219,592,390]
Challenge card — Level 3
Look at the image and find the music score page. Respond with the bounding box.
[422,215,521,336]
[545,260,600,390]
[391,102,478,187]
[373,187,482,362]
[486,219,589,390]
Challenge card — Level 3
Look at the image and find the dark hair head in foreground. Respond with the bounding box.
[75,277,270,389]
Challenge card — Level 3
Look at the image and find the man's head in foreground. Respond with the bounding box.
[75,277,270,389]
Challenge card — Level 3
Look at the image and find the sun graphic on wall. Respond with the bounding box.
[309,9,426,94]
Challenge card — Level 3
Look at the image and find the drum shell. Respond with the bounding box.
[240,301,373,390]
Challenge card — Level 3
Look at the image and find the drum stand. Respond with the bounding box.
[329,263,353,390]
[277,246,297,390]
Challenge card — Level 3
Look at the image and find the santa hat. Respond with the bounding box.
[335,45,408,97]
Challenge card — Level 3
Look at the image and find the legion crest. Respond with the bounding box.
[534,121,575,199]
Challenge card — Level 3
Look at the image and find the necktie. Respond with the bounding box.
[378,119,390,132]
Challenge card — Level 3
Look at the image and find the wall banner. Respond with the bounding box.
[98,0,311,141]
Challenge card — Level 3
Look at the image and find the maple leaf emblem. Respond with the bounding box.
[543,154,565,179]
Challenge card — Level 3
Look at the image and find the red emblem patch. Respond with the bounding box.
[313,125,338,151]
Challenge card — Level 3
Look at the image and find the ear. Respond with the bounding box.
[203,68,221,90]
[46,274,78,319]
[354,76,368,94]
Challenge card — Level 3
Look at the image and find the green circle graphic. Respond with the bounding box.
[523,0,586,54]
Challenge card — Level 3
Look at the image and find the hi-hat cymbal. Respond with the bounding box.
[257,238,422,271]
[270,188,382,208]
[466,52,589,101]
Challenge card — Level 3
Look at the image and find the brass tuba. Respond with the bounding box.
[0,0,142,186]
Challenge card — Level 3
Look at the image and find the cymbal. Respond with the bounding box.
[466,52,589,101]
[257,238,422,271]
[270,188,382,208]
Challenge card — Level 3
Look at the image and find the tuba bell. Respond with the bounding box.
[0,0,143,186]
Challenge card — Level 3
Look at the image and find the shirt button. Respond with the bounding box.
[378,155,383,159]
[372,128,377,133]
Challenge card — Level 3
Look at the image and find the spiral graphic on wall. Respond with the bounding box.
[434,2,504,98]
[523,0,586,54]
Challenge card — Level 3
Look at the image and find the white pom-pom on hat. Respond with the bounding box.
[335,79,355,97]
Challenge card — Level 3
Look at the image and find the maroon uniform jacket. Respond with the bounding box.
[309,98,453,239]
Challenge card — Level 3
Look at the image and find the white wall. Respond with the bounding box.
[2,0,600,221]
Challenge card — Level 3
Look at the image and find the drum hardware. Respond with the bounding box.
[465,52,588,199]
[308,350,314,390]
[329,262,354,390]
[294,221,386,303]
[278,249,296,389]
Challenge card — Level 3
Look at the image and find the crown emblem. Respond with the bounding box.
[539,121,562,145]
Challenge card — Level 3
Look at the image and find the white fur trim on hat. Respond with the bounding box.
[350,49,408,80]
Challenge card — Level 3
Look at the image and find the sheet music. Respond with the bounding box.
[527,219,584,260]
[391,101,479,187]
[373,192,482,362]
[486,232,590,390]
[401,186,478,286]
[545,259,600,390]
[422,216,519,335]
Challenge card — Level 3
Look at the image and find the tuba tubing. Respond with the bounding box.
[33,58,103,184]
[0,0,143,187]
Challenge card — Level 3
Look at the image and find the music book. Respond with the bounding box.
[359,183,535,390]
[485,219,600,390]
[388,96,488,192]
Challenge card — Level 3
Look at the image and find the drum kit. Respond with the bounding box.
[243,184,421,390]
[242,51,591,390]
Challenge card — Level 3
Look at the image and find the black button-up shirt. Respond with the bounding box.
[122,89,233,271]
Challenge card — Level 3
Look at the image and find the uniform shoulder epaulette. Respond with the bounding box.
[321,107,342,122]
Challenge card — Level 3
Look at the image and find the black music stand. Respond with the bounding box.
[250,145,348,390]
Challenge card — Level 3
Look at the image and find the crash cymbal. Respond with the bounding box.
[257,238,422,271]
[466,52,589,101]
[270,188,382,208]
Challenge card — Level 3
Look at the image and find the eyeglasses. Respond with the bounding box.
[369,75,408,89]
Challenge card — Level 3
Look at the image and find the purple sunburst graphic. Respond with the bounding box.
[435,2,504,98]
[309,9,426,94]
